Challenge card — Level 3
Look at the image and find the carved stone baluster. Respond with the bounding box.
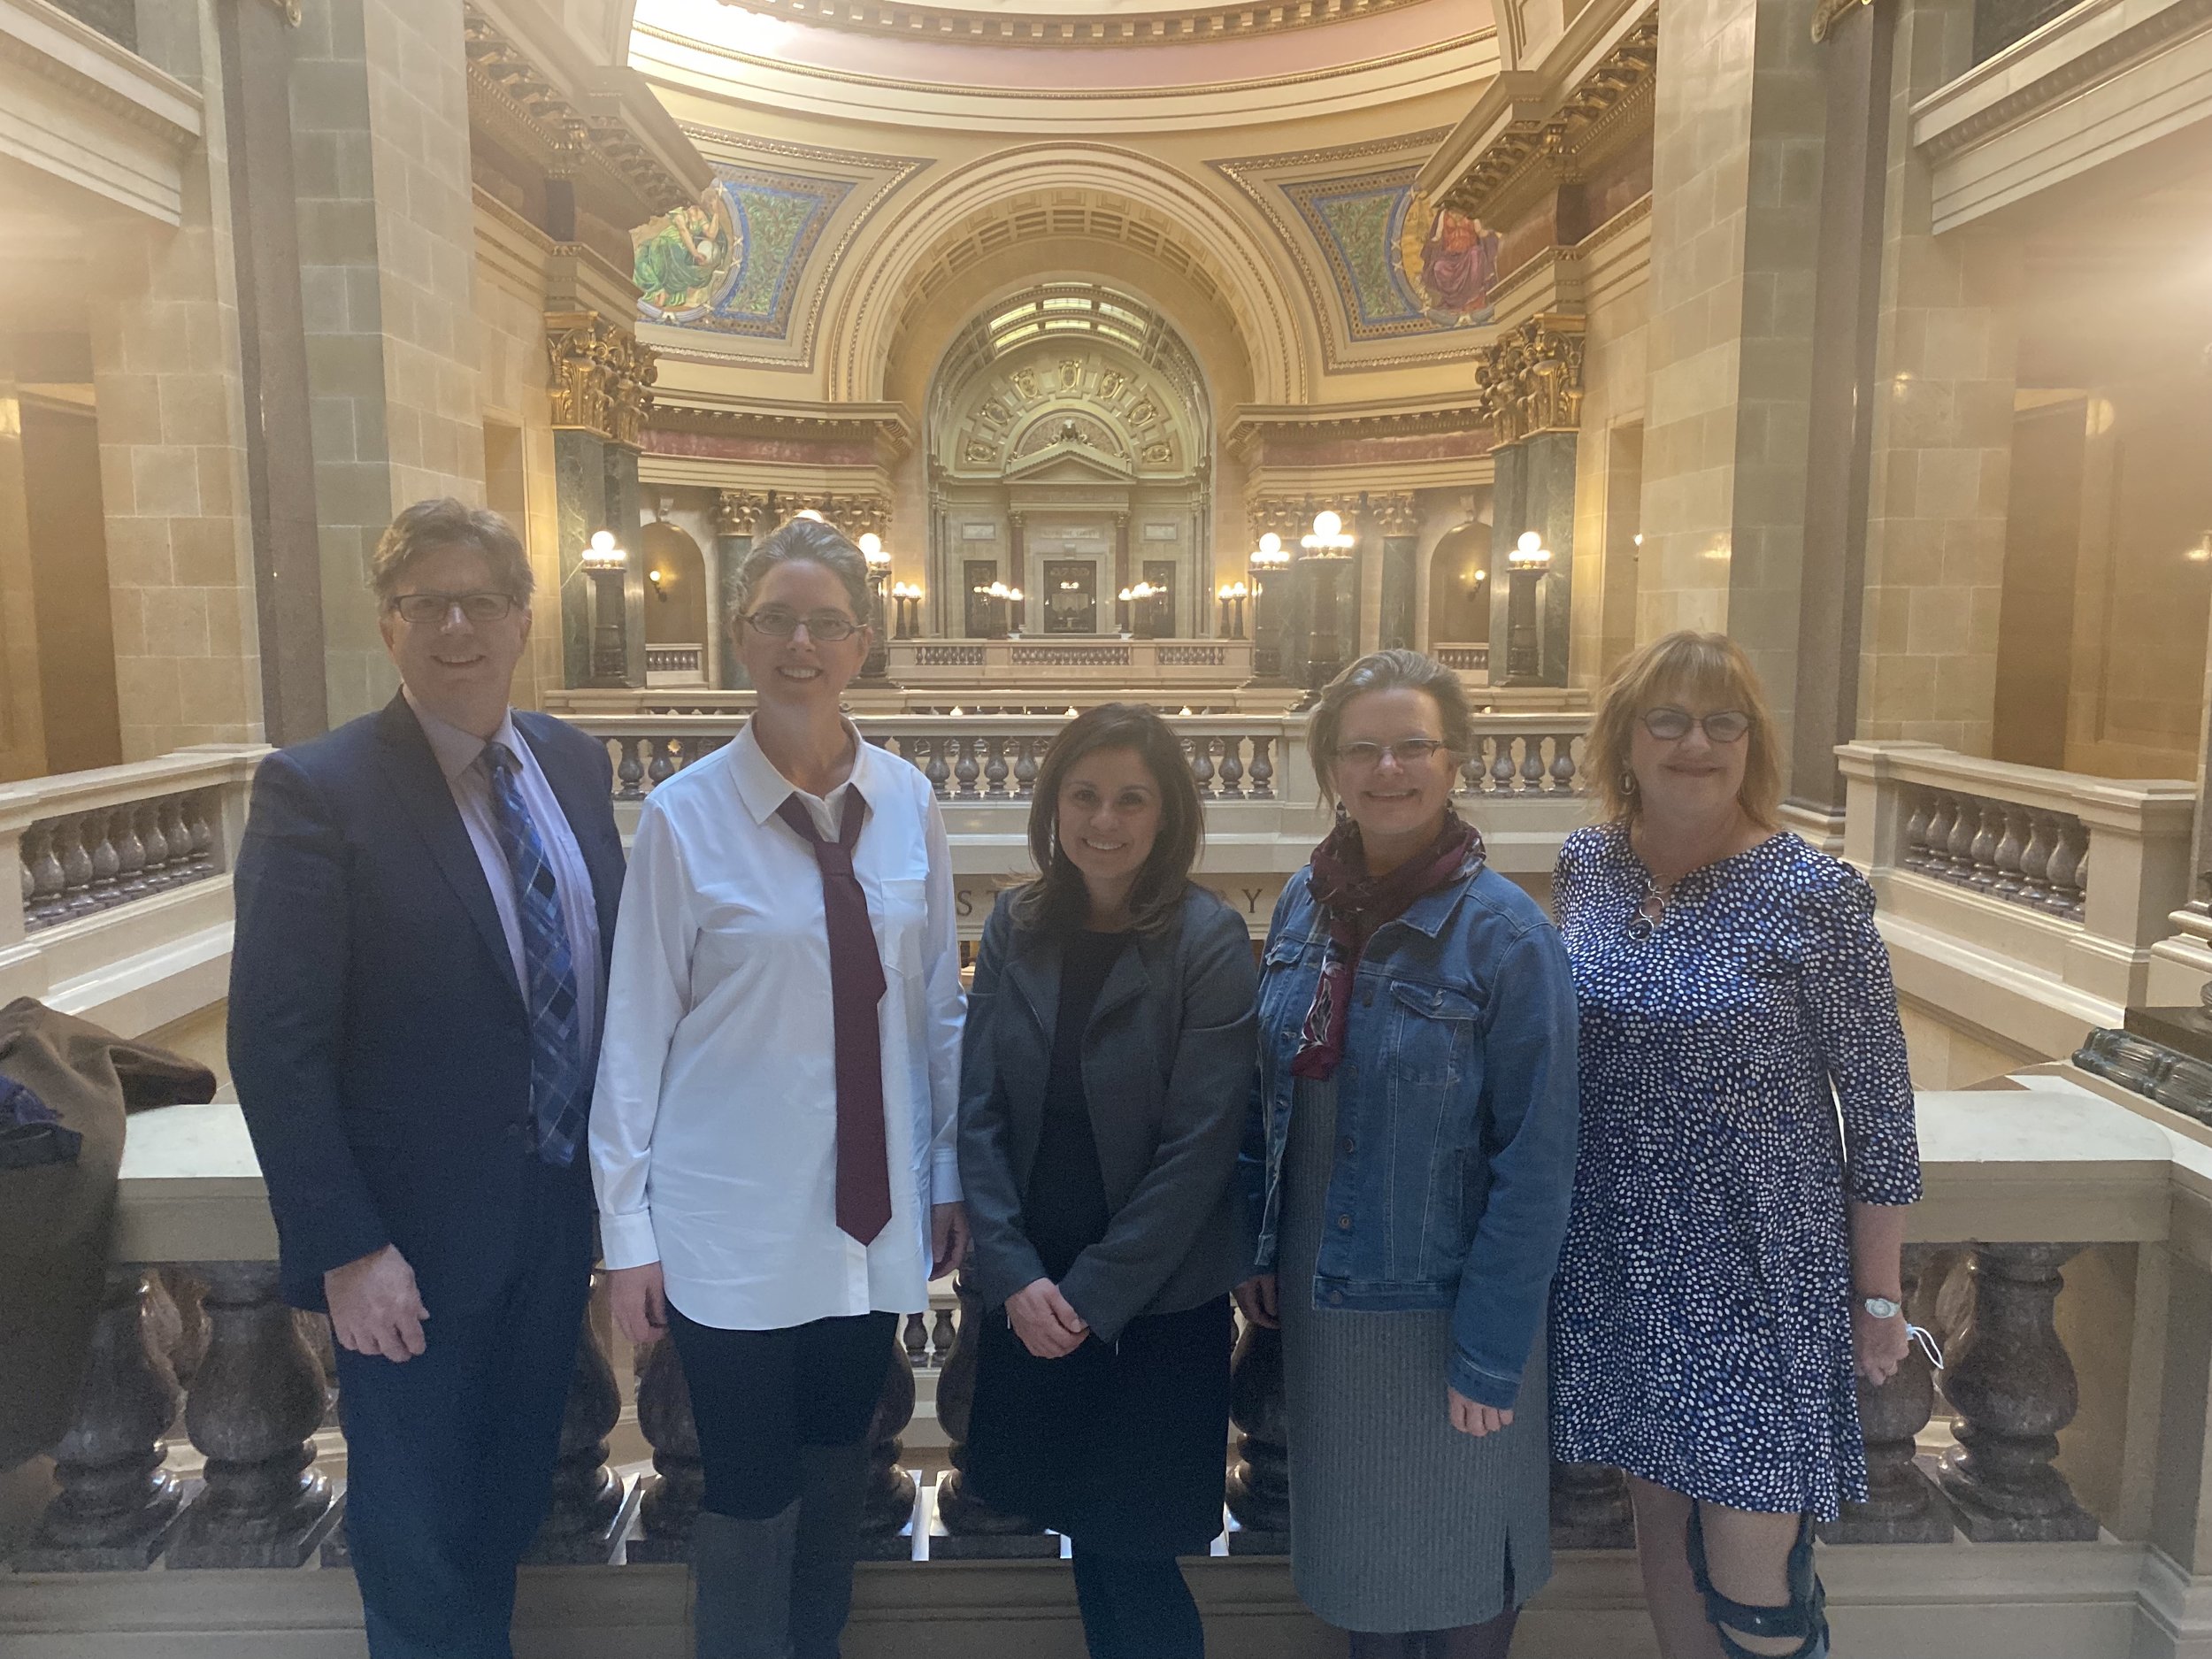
[58,818,96,914]
[137,802,173,890]
[26,824,66,926]
[616,739,646,801]
[922,740,952,798]
[1921,793,1958,880]
[19,838,33,921]
[1491,736,1518,794]
[84,810,120,909]
[1520,735,1547,793]
[2046,821,2086,920]
[1225,1319,1290,1554]
[953,739,981,799]
[184,793,217,878]
[1549,733,1578,793]
[14,1268,188,1570]
[1217,736,1246,798]
[168,1262,341,1567]
[1012,736,1040,799]
[645,738,675,794]
[629,1335,703,1563]
[933,1272,1055,1556]
[932,1304,956,1367]
[1901,790,1933,872]
[1936,1244,2098,1541]
[1822,1246,1953,1543]
[858,1338,919,1558]
[1248,736,1275,799]
[1189,738,1217,799]
[983,736,1010,798]
[903,1311,929,1369]
[160,798,196,882]
[111,805,148,900]
[1944,793,1979,887]
[526,1291,637,1563]
[1991,805,2030,902]
[1967,801,2003,891]
[2019,810,2057,908]
[1548,1461,1635,1549]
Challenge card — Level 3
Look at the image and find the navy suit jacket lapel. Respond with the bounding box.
[518,712,623,968]
[373,694,523,1012]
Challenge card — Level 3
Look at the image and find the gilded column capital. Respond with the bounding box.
[1373,494,1421,538]
[716,491,770,537]
[607,332,657,451]
[1473,312,1586,448]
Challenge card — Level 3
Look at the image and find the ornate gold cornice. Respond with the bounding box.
[1440,13,1658,223]
[716,490,771,537]
[649,398,917,463]
[462,4,692,217]
[1226,400,1488,463]
[1372,492,1421,537]
[710,0,1433,48]
[546,311,657,447]
[1471,313,1585,446]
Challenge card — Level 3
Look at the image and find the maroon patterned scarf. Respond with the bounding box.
[1290,810,1483,1080]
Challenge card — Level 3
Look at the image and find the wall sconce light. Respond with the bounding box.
[646,566,670,603]
[1507,531,1552,570]
[2190,531,2212,564]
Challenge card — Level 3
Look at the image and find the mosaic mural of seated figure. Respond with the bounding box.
[632,196,740,322]
[1402,193,1501,327]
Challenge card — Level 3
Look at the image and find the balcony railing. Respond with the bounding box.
[8,1070,2194,1655]
[885,636,1256,687]
[0,748,265,1033]
[563,710,1594,814]
[642,643,705,687]
[1839,741,2195,1057]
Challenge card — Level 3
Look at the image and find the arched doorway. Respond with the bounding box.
[1426,522,1491,650]
[639,523,710,681]
[926,282,1211,639]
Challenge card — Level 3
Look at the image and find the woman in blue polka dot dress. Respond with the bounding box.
[1548,632,1922,1659]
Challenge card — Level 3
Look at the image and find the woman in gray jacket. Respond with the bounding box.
[958,702,1258,1659]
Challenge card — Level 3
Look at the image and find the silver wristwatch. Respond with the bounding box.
[1861,1295,1902,1320]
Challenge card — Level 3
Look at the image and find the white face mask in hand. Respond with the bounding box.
[1905,1323,1945,1371]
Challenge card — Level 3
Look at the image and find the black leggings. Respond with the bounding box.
[1070,1542,1204,1659]
[666,1303,897,1521]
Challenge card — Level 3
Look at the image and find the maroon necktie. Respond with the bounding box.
[776,787,894,1246]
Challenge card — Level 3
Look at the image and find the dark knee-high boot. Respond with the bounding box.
[1416,1604,1522,1658]
[689,1503,799,1659]
[788,1441,871,1659]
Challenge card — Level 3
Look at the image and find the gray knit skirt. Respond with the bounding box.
[1279,1076,1553,1632]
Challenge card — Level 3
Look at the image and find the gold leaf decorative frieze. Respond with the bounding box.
[1471,314,1585,448]
[546,311,657,448]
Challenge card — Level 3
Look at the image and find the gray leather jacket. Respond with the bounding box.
[957,883,1258,1344]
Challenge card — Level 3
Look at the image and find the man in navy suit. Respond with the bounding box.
[230,498,625,1658]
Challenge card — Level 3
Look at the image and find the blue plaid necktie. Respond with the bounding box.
[483,741,587,1168]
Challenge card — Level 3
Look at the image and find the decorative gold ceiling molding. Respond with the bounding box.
[1225,398,1488,462]
[463,4,694,216]
[635,18,1487,99]
[710,0,1435,48]
[1440,12,1657,223]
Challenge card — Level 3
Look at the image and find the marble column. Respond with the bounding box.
[1376,495,1421,653]
[554,429,608,690]
[1490,434,1576,687]
[215,0,326,745]
[714,490,763,690]
[605,445,645,688]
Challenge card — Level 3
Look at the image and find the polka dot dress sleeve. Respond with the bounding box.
[1800,862,1923,1207]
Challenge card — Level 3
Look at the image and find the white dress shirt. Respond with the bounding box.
[589,718,965,1330]
[406,690,603,1058]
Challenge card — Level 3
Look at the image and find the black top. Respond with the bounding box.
[1022,928,1130,1279]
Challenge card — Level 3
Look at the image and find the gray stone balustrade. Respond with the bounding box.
[1903,786,2088,921]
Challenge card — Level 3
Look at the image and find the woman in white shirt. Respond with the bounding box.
[592,517,967,1659]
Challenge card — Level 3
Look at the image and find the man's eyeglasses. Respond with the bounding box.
[742,608,862,641]
[387,591,522,626]
[1642,706,1751,743]
[1333,737,1449,769]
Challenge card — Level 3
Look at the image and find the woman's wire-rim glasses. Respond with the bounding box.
[1641,706,1751,743]
[1333,737,1450,769]
[741,607,862,641]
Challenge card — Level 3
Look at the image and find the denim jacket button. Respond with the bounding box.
[1328,1288,1345,1305]
[1358,985,1374,1006]
[1340,1136,1356,1155]
[1335,1214,1352,1232]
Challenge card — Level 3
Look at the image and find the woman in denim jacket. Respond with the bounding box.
[1236,650,1579,1659]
